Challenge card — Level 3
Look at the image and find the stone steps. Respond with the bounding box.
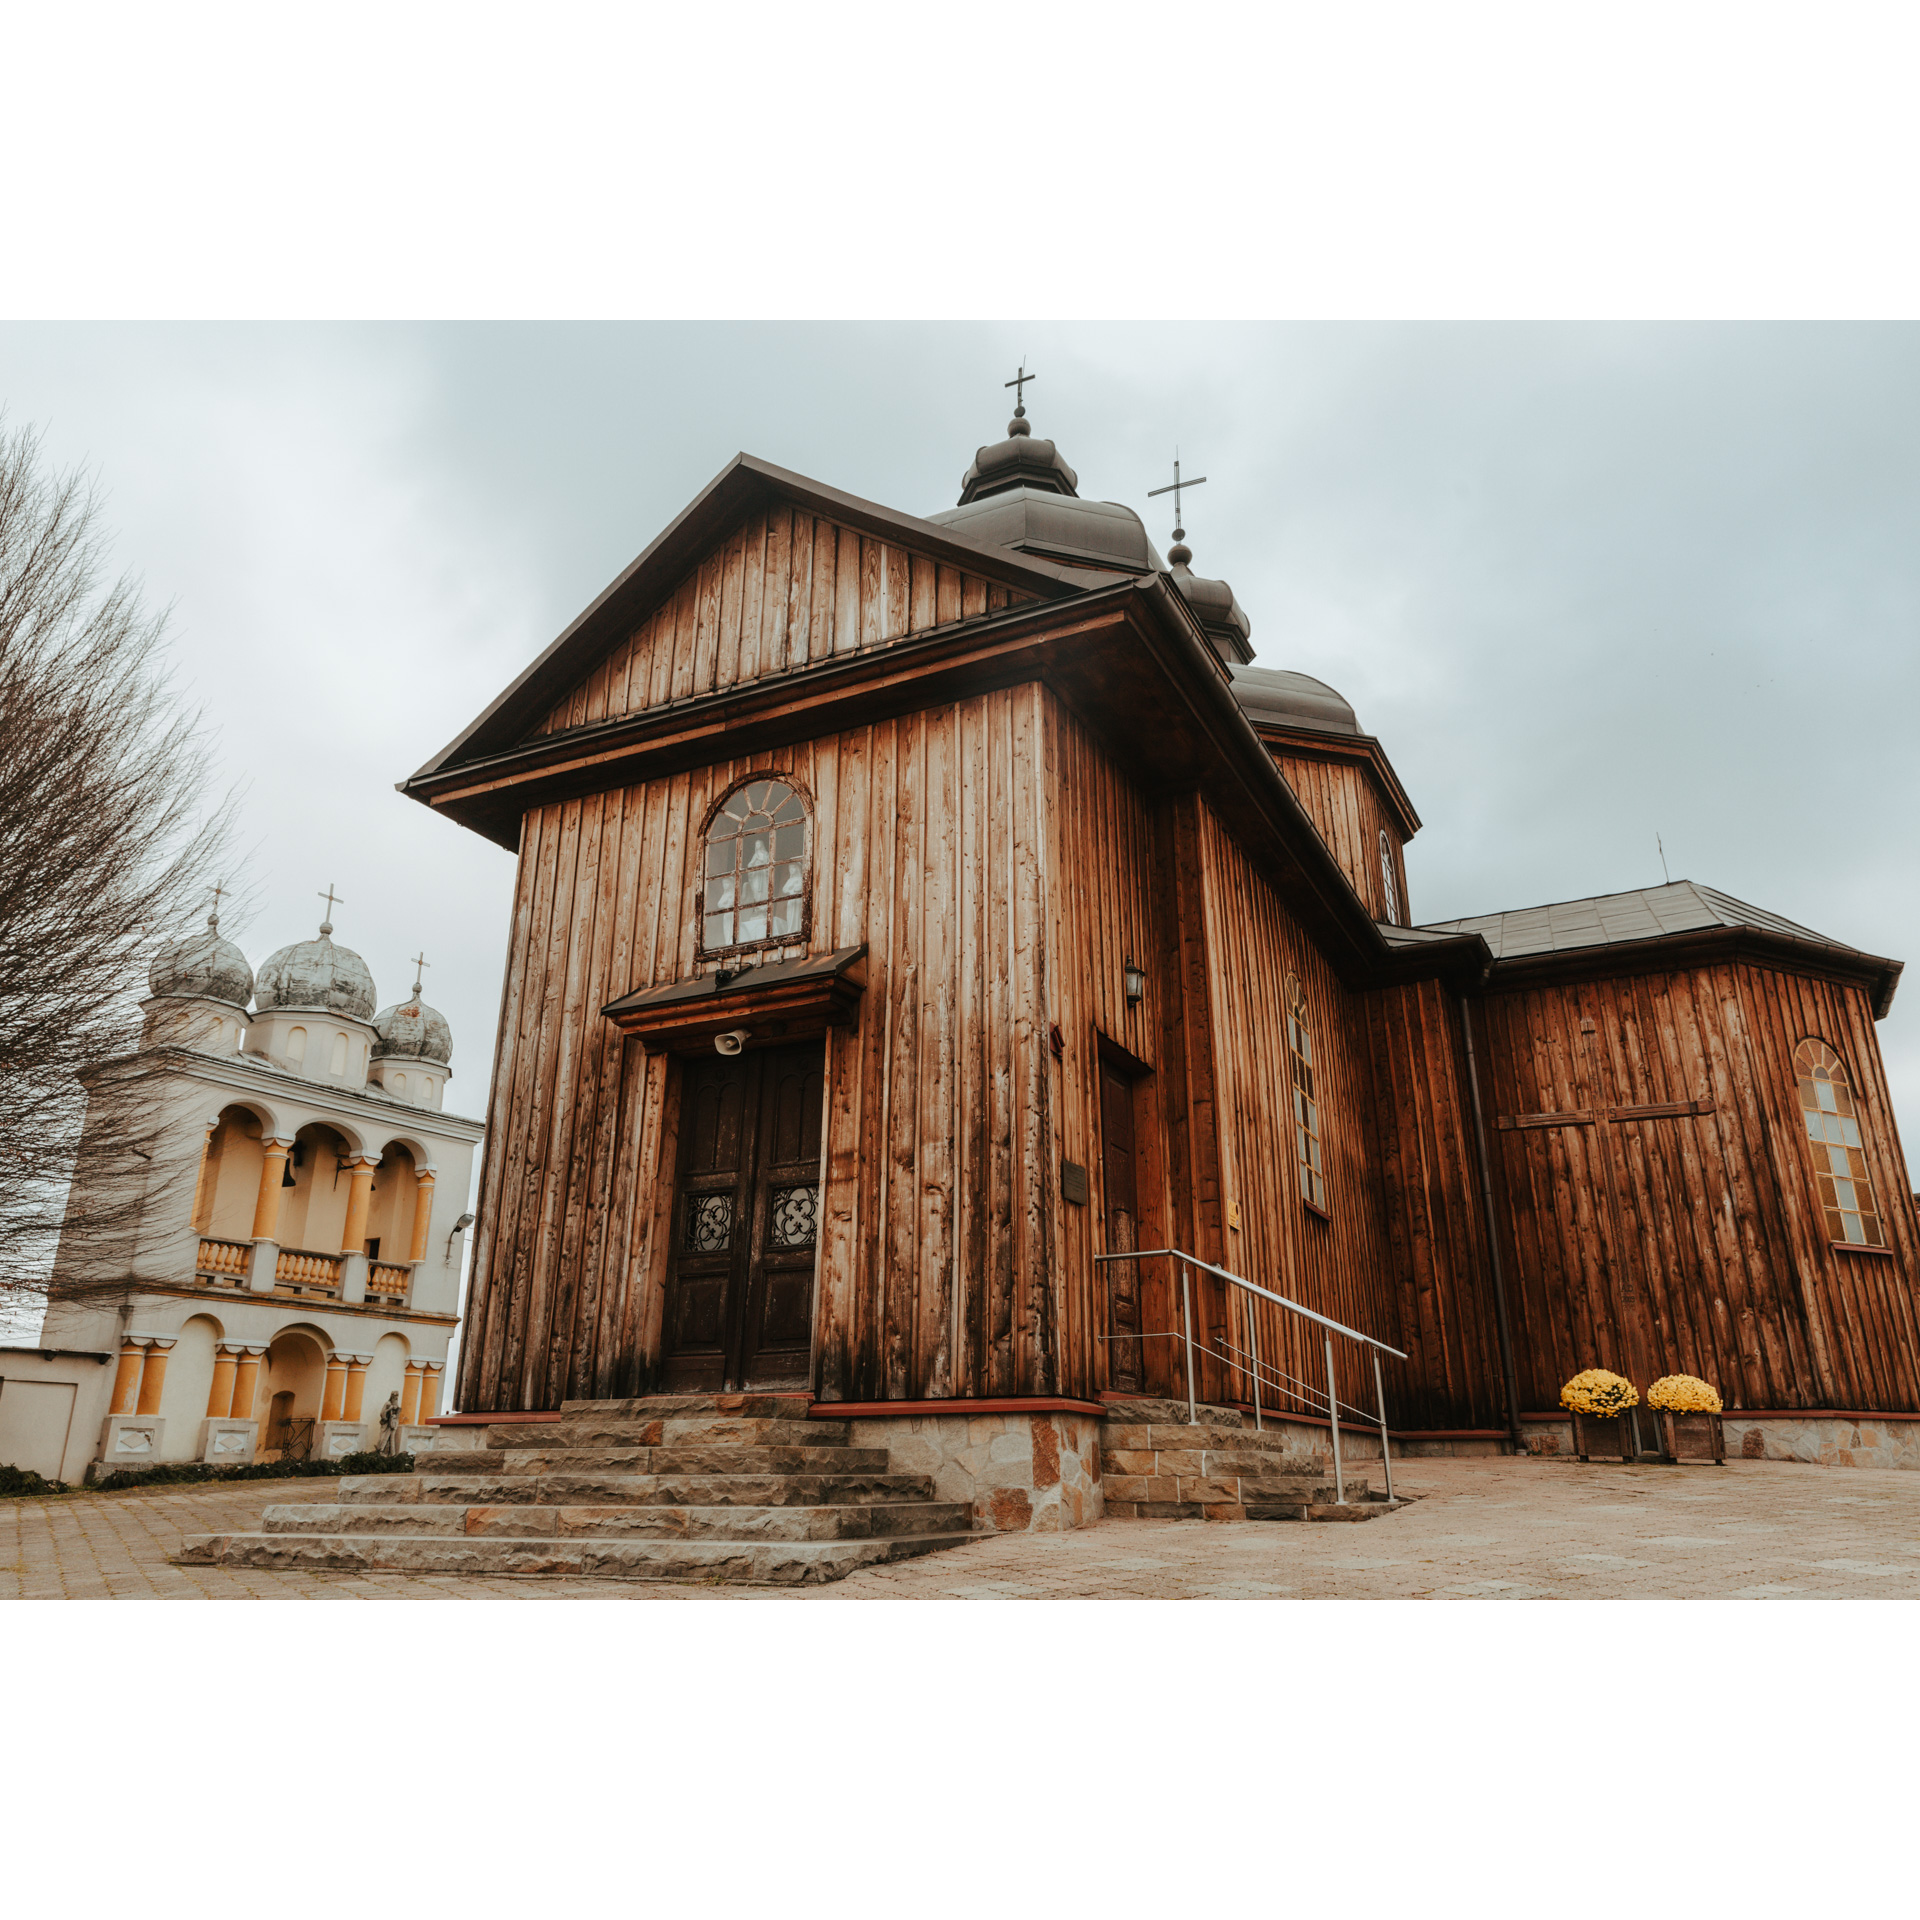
[257,1499,973,1540]
[486,1417,846,1450]
[429,1444,892,1476]
[175,1529,974,1585]
[175,1391,984,1585]
[1099,1401,1399,1523]
[334,1469,939,1507]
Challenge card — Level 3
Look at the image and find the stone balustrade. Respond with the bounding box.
[274,1246,343,1294]
[195,1237,251,1280]
[366,1261,412,1301]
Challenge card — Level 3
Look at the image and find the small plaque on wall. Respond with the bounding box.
[1061,1160,1089,1206]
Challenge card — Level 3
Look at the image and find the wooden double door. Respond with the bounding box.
[660,1039,826,1392]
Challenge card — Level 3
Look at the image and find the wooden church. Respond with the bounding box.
[402,384,1920,1515]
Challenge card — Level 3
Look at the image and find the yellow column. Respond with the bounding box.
[207,1346,238,1417]
[110,1339,147,1416]
[189,1119,222,1234]
[134,1338,175,1415]
[399,1364,424,1428]
[407,1169,437,1265]
[339,1155,378,1255]
[252,1139,293,1240]
[228,1347,264,1421]
[418,1363,442,1423]
[320,1354,349,1423]
[342,1356,370,1423]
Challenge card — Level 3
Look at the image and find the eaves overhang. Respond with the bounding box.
[1249,721,1424,841]
[1472,927,1903,1019]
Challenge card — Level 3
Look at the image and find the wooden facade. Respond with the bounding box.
[411,448,1920,1433]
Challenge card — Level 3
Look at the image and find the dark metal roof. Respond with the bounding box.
[1229,666,1360,736]
[1420,880,1846,959]
[928,487,1164,576]
[1171,562,1254,666]
[956,417,1079,504]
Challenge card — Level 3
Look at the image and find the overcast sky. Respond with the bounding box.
[4,321,1916,1182]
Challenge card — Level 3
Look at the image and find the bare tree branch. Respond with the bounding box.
[0,420,238,1308]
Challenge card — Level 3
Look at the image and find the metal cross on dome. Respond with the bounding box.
[1148,453,1208,540]
[317,883,343,933]
[205,880,228,926]
[410,950,431,994]
[1005,361,1037,411]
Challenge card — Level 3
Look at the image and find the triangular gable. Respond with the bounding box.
[409,453,1076,780]
[532,500,1037,741]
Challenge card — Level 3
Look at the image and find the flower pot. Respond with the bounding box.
[1570,1409,1634,1462]
[1658,1410,1726,1465]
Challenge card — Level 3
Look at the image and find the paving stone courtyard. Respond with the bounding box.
[7,1455,1920,1599]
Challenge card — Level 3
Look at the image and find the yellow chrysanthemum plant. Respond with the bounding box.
[1560,1369,1639,1417]
[1646,1374,1723,1415]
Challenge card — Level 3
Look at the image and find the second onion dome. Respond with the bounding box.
[1167,533,1253,667]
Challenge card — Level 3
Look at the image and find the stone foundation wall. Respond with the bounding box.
[1723,1416,1920,1470]
[841,1411,1104,1531]
[1523,1412,1920,1469]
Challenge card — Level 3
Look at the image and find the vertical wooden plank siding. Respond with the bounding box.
[530,509,1034,738]
[1269,748,1410,922]
[461,690,1067,1410]
[1473,963,1920,1413]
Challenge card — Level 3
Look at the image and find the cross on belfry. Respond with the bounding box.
[206,880,228,928]
[410,950,431,995]
[1004,361,1037,411]
[318,883,343,933]
[1147,454,1207,540]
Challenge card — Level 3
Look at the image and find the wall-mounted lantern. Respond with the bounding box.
[1123,959,1146,1006]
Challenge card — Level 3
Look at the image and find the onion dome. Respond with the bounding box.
[956,403,1080,506]
[149,912,254,1009]
[255,911,376,1020]
[1230,665,1361,737]
[930,489,1164,574]
[372,973,453,1065]
[1168,536,1254,667]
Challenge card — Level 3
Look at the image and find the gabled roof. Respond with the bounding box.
[1422,880,1902,1015]
[406,453,1090,784]
[1422,880,1840,958]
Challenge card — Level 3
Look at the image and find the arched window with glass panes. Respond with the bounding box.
[1378,828,1400,925]
[1793,1038,1886,1248]
[699,776,811,958]
[1286,973,1328,1214]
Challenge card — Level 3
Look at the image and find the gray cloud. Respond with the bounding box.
[4,321,1913,1202]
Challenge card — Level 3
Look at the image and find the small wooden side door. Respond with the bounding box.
[1100,1060,1145,1394]
[660,1039,824,1393]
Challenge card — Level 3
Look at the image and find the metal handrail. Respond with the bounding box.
[1095,1244,1402,1505]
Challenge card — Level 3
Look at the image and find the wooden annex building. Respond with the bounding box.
[402,395,1920,1523]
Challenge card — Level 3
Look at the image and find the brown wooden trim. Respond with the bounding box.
[604,953,868,1056]
[1830,1241,1896,1258]
[1302,1197,1332,1222]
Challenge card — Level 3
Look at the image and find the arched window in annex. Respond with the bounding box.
[1793,1038,1886,1248]
[1378,828,1400,925]
[1285,973,1328,1215]
[698,773,812,959]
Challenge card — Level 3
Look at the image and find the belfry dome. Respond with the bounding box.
[255,923,377,1020]
[149,916,254,1009]
[372,991,453,1065]
[955,409,1079,505]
